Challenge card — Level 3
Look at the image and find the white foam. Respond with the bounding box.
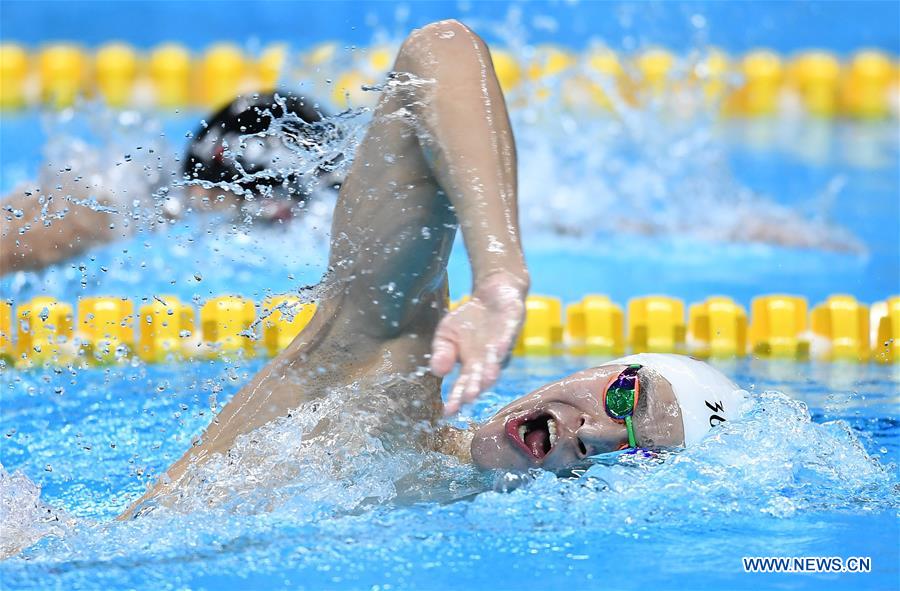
[0,463,74,559]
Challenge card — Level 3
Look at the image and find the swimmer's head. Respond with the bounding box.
[470,354,745,471]
[183,90,342,203]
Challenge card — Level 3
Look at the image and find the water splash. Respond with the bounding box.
[0,464,74,559]
[508,81,865,253]
[182,94,366,205]
[468,390,898,531]
[1,385,896,567]
[141,378,483,517]
[36,106,174,232]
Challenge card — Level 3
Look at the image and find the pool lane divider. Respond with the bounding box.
[0,41,897,119]
[0,294,897,369]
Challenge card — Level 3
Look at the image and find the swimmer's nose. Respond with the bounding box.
[574,416,627,457]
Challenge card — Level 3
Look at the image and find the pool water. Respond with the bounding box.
[1,357,898,589]
[2,2,900,590]
[2,112,896,306]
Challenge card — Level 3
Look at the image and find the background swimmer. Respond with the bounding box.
[179,90,346,221]
[123,20,744,517]
[0,90,338,275]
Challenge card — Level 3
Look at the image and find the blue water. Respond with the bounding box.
[2,2,900,590]
[1,358,898,590]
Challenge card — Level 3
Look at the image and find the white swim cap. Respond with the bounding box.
[608,353,747,445]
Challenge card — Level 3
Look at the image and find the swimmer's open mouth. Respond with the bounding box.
[506,411,558,461]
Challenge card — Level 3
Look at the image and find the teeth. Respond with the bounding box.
[518,424,527,441]
[548,418,558,446]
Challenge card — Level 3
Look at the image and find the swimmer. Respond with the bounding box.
[467,353,745,470]
[179,90,345,222]
[122,20,745,517]
[0,90,337,275]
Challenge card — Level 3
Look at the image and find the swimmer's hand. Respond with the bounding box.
[430,271,528,416]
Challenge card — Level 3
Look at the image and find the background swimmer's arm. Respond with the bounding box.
[0,184,115,276]
[397,20,530,414]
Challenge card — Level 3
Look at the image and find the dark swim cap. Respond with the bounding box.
[183,91,336,199]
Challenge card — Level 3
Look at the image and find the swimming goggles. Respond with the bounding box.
[604,364,642,448]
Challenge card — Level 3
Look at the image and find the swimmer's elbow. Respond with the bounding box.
[419,19,479,40]
[399,19,487,68]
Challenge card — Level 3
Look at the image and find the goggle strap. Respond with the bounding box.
[624,415,637,448]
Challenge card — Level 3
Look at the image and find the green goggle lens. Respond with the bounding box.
[604,364,641,448]
[605,386,635,417]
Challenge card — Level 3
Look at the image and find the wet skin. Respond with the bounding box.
[120,19,529,518]
[471,364,685,471]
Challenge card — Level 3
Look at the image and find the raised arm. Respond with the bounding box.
[397,21,525,287]
[396,20,530,413]
[121,20,528,516]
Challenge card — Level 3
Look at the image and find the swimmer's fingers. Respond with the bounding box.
[444,348,501,416]
[444,360,485,416]
[443,372,472,416]
[472,344,502,395]
[473,328,514,394]
[435,300,519,415]
[460,361,485,406]
[430,328,459,377]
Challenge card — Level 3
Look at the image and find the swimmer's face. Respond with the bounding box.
[470,365,685,471]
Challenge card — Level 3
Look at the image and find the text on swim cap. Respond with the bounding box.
[705,399,726,427]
